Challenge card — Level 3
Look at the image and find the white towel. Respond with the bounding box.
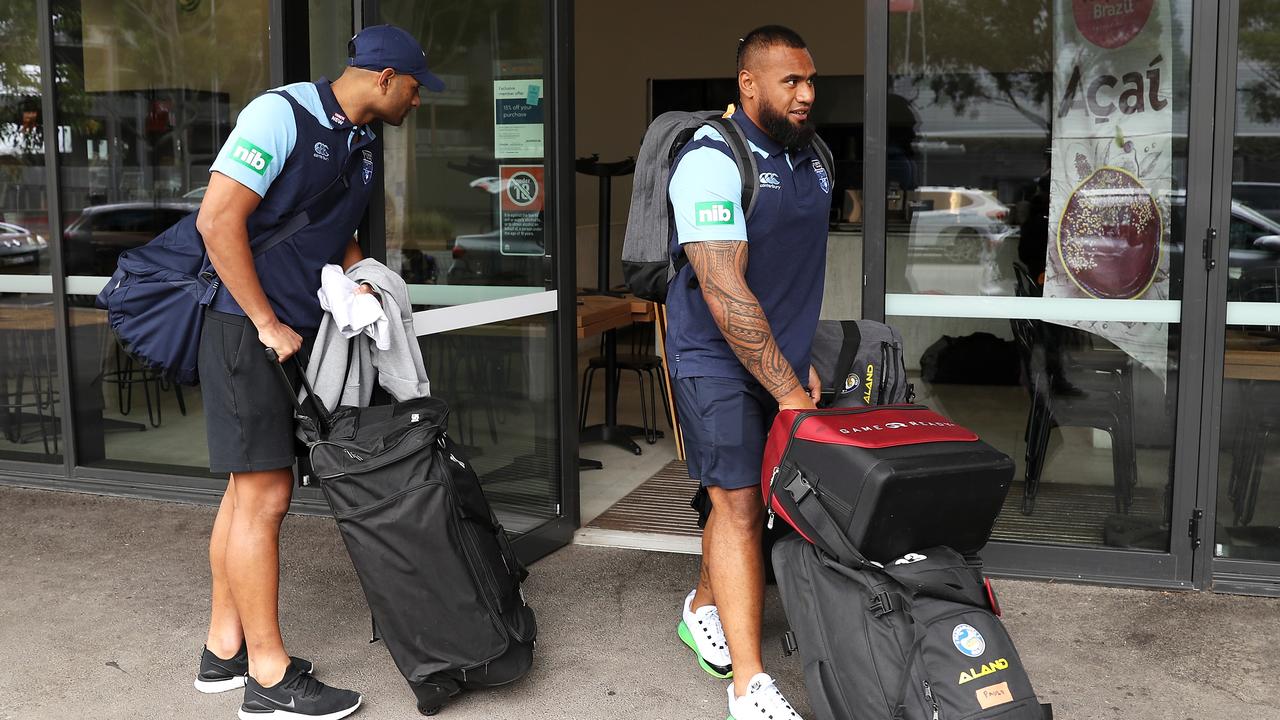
[317,264,389,350]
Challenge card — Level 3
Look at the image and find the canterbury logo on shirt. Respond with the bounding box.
[694,201,734,226]
[230,138,273,175]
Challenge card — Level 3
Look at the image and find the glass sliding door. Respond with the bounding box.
[376,0,572,550]
[882,0,1201,581]
[1210,0,1280,584]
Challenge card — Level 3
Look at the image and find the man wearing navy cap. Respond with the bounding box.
[189,24,442,719]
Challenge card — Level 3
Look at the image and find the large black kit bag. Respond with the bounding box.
[762,405,1014,564]
[622,106,834,302]
[810,319,915,406]
[773,536,1052,720]
[271,351,536,716]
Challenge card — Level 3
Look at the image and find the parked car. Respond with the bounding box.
[63,202,197,276]
[447,229,544,286]
[0,222,47,268]
[1231,181,1280,223]
[898,186,1014,263]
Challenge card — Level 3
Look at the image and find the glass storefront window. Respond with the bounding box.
[0,0,62,464]
[886,0,1194,551]
[51,0,270,472]
[379,1,550,305]
[1214,3,1280,563]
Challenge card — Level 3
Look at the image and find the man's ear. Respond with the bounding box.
[738,69,755,101]
[377,68,397,94]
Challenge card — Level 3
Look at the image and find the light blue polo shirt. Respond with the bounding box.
[211,81,376,197]
[665,112,831,383]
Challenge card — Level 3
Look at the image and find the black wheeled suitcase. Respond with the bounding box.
[270,351,536,716]
[772,535,1052,720]
[761,405,1014,563]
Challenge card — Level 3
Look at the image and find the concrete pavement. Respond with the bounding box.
[1,485,1278,720]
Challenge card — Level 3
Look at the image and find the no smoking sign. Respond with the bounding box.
[499,165,545,256]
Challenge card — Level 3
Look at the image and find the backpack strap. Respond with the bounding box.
[811,133,836,189]
[707,115,761,219]
[833,320,863,396]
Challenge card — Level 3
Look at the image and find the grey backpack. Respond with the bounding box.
[811,319,915,406]
[622,108,834,302]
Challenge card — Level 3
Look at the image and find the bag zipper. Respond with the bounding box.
[878,342,891,404]
[923,680,940,720]
[309,423,442,479]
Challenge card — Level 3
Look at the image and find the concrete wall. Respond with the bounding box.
[574,2,866,288]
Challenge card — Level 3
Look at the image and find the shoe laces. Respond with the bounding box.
[282,669,324,700]
[743,677,800,719]
[700,606,727,651]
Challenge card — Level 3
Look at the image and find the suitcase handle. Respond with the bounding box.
[265,347,331,435]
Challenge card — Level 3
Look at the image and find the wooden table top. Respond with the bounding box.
[575,294,634,339]
[0,304,106,332]
[1224,331,1280,381]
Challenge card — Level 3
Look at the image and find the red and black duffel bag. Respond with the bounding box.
[761,405,1014,564]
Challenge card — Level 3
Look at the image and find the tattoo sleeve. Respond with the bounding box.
[683,240,801,399]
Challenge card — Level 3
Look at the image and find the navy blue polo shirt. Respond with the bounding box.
[665,112,830,383]
[202,78,379,335]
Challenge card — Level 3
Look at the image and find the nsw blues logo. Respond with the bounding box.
[811,158,830,194]
[362,149,374,185]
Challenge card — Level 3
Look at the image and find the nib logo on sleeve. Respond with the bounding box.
[694,201,734,226]
[230,138,273,176]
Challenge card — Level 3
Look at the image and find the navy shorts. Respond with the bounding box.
[673,376,779,491]
[198,309,312,474]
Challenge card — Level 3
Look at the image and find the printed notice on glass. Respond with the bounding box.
[499,165,545,256]
[494,79,544,159]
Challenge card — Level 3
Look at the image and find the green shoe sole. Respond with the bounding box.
[677,620,734,679]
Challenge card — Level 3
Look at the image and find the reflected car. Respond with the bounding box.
[63,202,198,276]
[447,230,545,286]
[1232,182,1280,223]
[900,186,1013,263]
[0,222,48,267]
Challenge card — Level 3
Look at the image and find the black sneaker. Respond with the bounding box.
[238,664,362,720]
[194,644,316,694]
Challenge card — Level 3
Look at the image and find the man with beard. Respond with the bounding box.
[666,24,829,720]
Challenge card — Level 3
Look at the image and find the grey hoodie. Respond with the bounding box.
[303,258,431,411]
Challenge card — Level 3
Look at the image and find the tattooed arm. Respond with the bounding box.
[684,240,815,410]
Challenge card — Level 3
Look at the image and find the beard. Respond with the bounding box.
[758,99,815,151]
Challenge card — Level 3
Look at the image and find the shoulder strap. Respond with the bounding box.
[244,91,352,257]
[812,133,835,189]
[780,468,876,570]
[706,115,760,219]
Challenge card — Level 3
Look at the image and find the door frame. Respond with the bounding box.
[1197,0,1280,597]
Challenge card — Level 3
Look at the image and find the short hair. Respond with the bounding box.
[736,25,808,74]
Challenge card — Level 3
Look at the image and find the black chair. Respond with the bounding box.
[0,314,60,455]
[102,340,187,428]
[578,325,671,445]
[1010,262,1138,515]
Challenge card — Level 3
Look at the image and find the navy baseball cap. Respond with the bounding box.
[348,25,445,92]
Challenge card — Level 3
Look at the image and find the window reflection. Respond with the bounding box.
[52,0,270,472]
[886,0,1194,551]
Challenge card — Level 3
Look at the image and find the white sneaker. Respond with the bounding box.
[727,673,804,720]
[676,589,733,678]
